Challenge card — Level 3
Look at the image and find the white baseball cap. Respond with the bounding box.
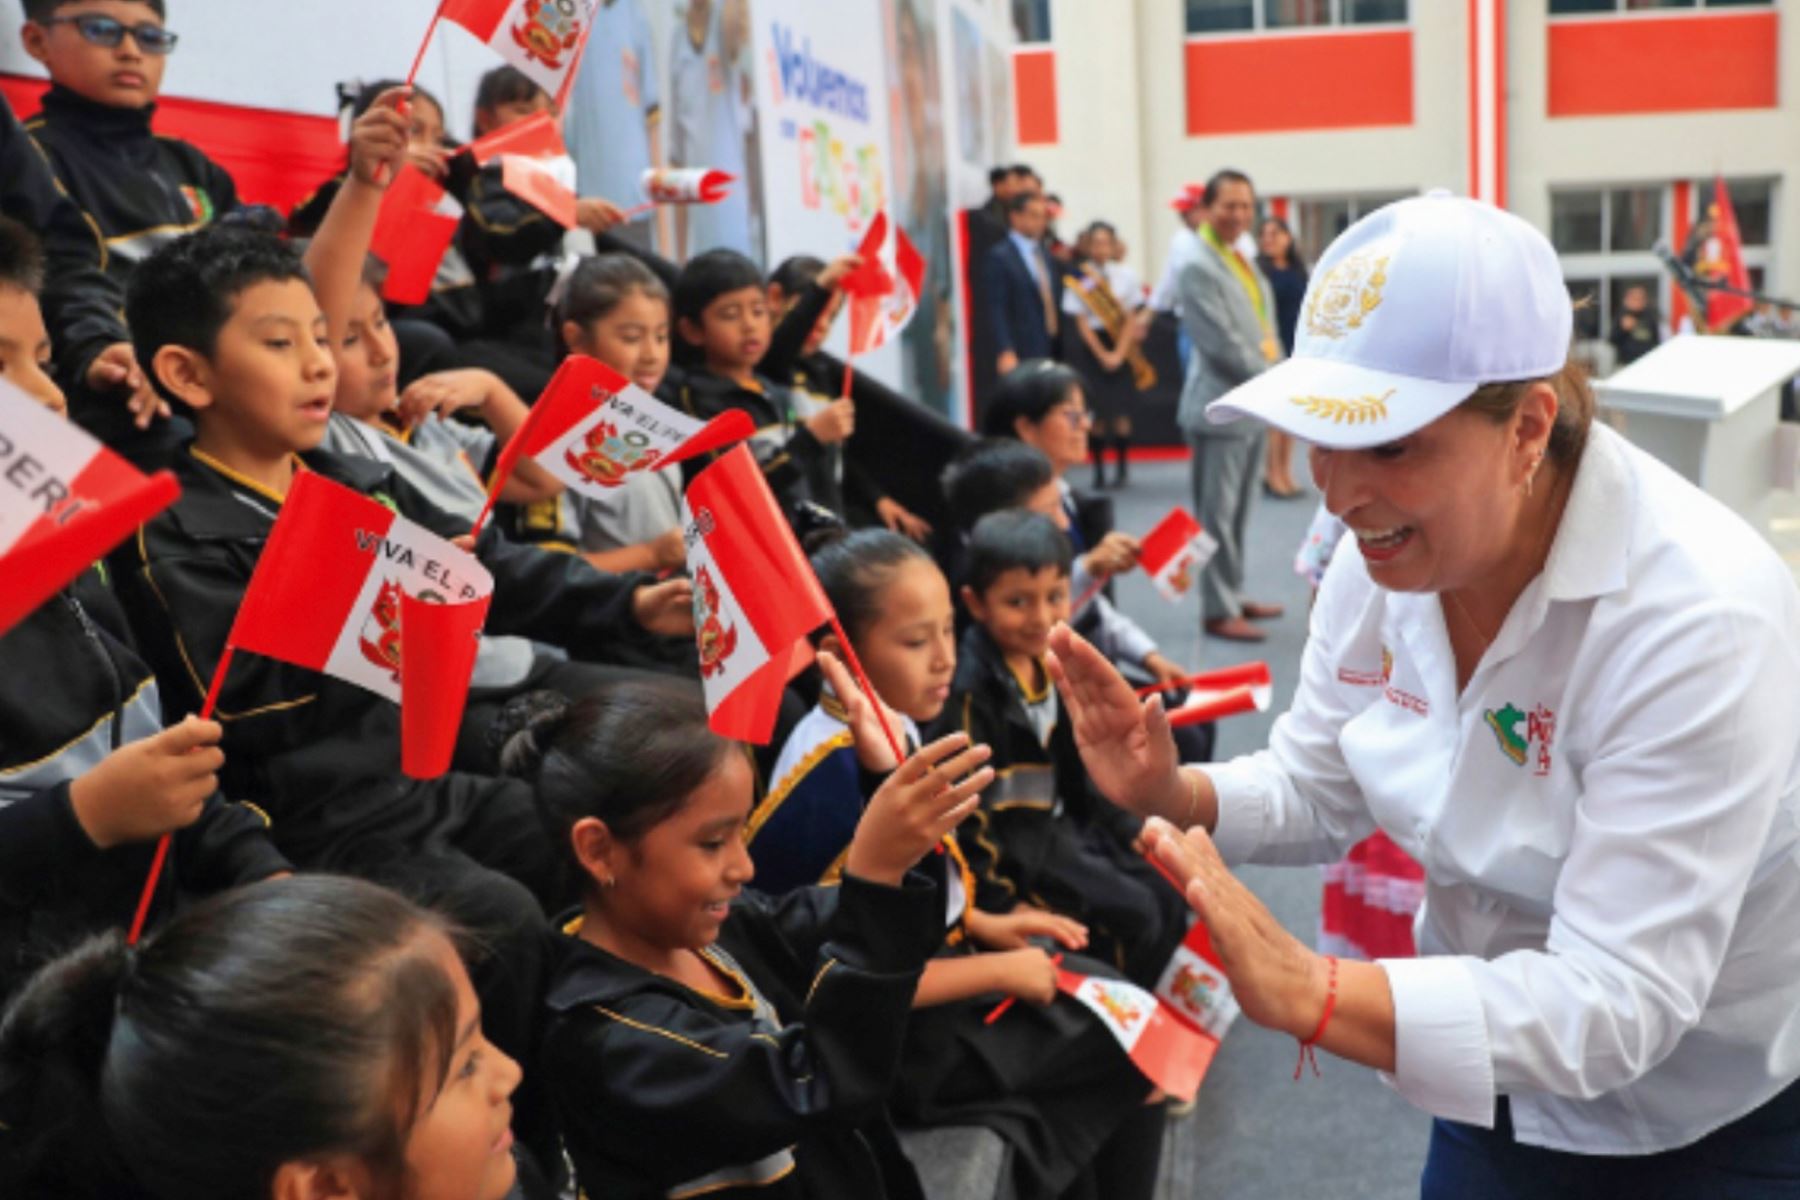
[1207,190,1573,449]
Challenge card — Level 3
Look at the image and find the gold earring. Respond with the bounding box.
[1525,450,1543,498]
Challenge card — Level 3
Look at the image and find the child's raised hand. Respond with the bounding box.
[631,577,696,638]
[967,906,1089,952]
[67,716,224,850]
[816,648,905,773]
[398,369,494,427]
[1083,531,1141,579]
[804,399,855,445]
[846,734,992,886]
[576,198,628,235]
[347,87,413,189]
[817,253,865,291]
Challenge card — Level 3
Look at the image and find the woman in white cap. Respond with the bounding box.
[1046,191,1800,1196]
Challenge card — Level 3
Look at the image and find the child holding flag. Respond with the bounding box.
[755,527,1166,1200]
[932,510,1187,988]
[0,217,288,1006]
[508,677,992,1199]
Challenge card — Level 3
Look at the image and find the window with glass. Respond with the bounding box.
[1548,0,1771,14]
[1012,0,1052,43]
[1186,0,1407,34]
[1292,192,1411,266]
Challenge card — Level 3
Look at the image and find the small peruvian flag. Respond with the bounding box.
[682,445,834,744]
[370,164,464,306]
[477,357,751,530]
[436,0,600,107]
[1055,965,1220,1103]
[0,379,179,638]
[1154,919,1241,1042]
[466,110,579,228]
[227,472,494,778]
[1138,506,1220,603]
[640,167,737,206]
[842,213,926,356]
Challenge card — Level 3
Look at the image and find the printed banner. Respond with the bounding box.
[0,380,180,638]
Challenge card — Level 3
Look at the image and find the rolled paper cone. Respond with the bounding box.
[1135,661,1272,698]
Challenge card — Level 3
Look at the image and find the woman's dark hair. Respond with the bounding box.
[808,528,934,644]
[1255,216,1307,274]
[0,877,459,1200]
[474,65,546,119]
[964,510,1071,596]
[673,249,765,328]
[556,253,670,332]
[940,438,1055,533]
[769,255,826,297]
[980,360,1084,438]
[505,680,730,868]
[1460,357,1596,466]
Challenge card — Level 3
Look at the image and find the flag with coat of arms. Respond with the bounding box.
[435,0,600,106]
[842,212,927,356]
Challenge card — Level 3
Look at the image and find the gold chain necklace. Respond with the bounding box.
[1445,462,1569,657]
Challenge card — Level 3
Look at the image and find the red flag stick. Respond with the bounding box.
[1072,573,1105,614]
[841,354,856,400]
[404,8,443,91]
[827,615,904,766]
[985,952,1063,1025]
[127,644,237,945]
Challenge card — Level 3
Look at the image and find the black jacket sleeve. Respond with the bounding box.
[0,101,127,390]
[547,874,939,1191]
[173,795,291,892]
[762,282,834,382]
[0,782,101,911]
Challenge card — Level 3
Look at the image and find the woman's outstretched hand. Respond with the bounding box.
[1142,817,1328,1040]
[1046,624,1189,823]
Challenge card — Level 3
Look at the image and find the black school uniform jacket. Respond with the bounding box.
[0,566,289,1002]
[677,367,825,518]
[544,875,940,1200]
[112,446,649,861]
[0,99,126,392]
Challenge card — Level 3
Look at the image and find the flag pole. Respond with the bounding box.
[404,9,443,91]
[127,644,237,945]
[841,353,856,400]
[827,615,905,766]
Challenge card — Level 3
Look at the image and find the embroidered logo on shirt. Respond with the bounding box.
[1380,645,1428,716]
[1485,702,1556,773]
[179,185,214,224]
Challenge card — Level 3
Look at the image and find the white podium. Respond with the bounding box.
[1594,335,1800,540]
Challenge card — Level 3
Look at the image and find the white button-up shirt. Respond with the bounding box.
[1202,425,1800,1154]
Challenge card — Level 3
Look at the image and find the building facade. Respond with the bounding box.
[1010,0,1790,347]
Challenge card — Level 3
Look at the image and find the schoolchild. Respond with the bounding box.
[932,510,1186,986]
[518,678,992,1198]
[758,529,1166,1198]
[0,875,526,1200]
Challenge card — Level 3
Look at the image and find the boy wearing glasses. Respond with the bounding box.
[20,0,232,466]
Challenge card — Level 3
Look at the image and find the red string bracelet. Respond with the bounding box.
[1294,955,1339,1080]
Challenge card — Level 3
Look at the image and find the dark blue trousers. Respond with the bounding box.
[1422,1078,1800,1200]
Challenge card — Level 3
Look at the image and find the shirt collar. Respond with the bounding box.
[1539,423,1634,603]
[1009,230,1041,257]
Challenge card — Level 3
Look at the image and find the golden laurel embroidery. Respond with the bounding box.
[1304,252,1389,339]
[1288,390,1395,425]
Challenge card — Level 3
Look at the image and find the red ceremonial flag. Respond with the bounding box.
[0,379,179,638]
[226,472,494,774]
[845,214,926,356]
[1138,506,1221,603]
[1700,176,1755,333]
[466,110,565,165]
[500,154,578,227]
[1054,965,1220,1103]
[437,0,600,106]
[1137,661,1273,728]
[370,164,462,305]
[400,590,490,778]
[640,166,737,205]
[474,356,752,536]
[682,445,834,743]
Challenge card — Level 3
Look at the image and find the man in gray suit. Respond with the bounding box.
[1176,169,1285,642]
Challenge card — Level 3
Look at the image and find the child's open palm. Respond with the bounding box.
[816,649,905,772]
[846,734,992,886]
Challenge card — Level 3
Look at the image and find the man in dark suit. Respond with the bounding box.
[982,191,1062,377]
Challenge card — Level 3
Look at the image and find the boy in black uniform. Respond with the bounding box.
[0,217,287,1004]
[21,0,236,464]
[929,510,1184,986]
[110,228,692,1161]
[673,249,852,521]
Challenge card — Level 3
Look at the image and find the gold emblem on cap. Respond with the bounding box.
[1304,251,1388,340]
[1289,390,1394,425]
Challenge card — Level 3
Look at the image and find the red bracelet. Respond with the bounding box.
[1293,955,1339,1081]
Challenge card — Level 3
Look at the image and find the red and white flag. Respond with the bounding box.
[436,0,600,107]
[1154,919,1241,1042]
[477,357,751,531]
[227,472,494,777]
[1138,506,1220,603]
[842,213,926,356]
[1138,661,1273,728]
[466,110,579,228]
[1055,965,1219,1103]
[466,111,565,165]
[682,445,834,744]
[640,167,736,206]
[0,379,180,638]
[370,164,464,305]
[1700,175,1756,333]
